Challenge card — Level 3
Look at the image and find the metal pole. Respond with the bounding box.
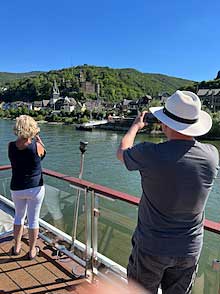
[71,141,88,252]
[91,190,99,273]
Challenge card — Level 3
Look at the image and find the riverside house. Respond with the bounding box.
[197,88,220,111]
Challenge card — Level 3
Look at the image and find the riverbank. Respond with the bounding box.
[2,117,220,140]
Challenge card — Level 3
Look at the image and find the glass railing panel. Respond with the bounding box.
[193,230,220,294]
[0,172,87,247]
[0,170,12,200]
[205,175,220,222]
[71,188,90,250]
[95,194,138,268]
[42,175,86,245]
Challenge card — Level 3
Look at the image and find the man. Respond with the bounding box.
[117,90,219,293]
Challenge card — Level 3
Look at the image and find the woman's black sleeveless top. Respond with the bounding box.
[8,139,44,191]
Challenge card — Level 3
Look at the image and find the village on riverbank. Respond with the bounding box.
[1,67,220,138]
[0,76,170,133]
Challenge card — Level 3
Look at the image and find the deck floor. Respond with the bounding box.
[0,234,95,294]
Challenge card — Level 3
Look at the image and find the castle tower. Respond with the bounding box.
[79,69,85,83]
[95,79,100,97]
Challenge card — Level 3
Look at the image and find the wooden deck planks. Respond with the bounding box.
[0,235,91,294]
[0,269,22,293]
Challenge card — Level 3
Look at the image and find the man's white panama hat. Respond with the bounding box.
[149,90,212,137]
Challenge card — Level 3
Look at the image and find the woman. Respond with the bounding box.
[8,115,46,260]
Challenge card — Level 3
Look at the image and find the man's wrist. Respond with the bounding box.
[129,123,140,133]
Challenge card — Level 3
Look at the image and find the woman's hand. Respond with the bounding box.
[35,135,44,146]
[35,134,41,142]
[35,134,46,157]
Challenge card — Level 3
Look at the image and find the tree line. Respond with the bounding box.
[0,65,193,103]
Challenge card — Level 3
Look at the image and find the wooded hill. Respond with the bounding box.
[0,65,193,102]
[0,71,42,84]
[198,79,220,90]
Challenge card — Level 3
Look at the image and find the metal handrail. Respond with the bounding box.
[43,168,140,205]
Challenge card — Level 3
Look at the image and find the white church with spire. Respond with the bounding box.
[50,80,60,109]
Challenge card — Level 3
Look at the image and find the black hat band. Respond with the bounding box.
[163,107,198,124]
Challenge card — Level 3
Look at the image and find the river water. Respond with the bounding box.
[1,119,219,220]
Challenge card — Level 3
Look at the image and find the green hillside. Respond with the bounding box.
[198,79,220,89]
[0,65,193,102]
[0,71,43,84]
[182,73,220,93]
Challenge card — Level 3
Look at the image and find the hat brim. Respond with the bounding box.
[149,107,212,137]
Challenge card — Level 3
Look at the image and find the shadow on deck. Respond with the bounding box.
[0,234,94,294]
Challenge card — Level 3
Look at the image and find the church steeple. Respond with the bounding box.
[50,80,60,109]
[53,80,60,96]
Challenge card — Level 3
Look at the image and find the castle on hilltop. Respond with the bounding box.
[79,69,100,96]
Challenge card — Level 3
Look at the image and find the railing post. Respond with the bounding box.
[91,190,99,274]
[84,188,92,275]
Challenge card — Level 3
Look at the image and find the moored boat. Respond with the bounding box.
[75,120,108,131]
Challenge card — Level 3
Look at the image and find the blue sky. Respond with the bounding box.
[0,0,219,81]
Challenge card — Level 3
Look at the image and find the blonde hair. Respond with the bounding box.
[14,115,40,139]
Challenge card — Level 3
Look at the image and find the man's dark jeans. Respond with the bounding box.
[127,245,199,294]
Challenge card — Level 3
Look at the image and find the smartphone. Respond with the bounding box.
[143,113,158,123]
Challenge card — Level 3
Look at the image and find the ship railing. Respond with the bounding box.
[0,165,137,280]
[0,165,220,293]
